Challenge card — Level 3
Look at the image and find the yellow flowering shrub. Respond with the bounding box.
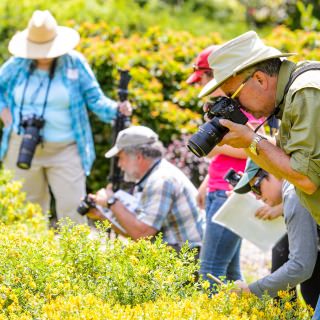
[0,170,314,319]
[0,169,45,225]
[73,23,320,191]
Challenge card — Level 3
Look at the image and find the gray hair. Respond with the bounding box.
[241,58,282,78]
[122,141,164,159]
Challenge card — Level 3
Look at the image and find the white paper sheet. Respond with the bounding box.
[212,192,286,252]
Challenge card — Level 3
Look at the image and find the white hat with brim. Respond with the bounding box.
[8,10,80,59]
[198,31,296,98]
[105,126,159,158]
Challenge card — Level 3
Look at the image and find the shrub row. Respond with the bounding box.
[0,169,314,319]
[1,21,320,190]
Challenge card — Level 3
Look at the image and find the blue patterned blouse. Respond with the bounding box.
[0,51,117,175]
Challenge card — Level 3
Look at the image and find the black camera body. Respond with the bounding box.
[16,114,45,169]
[223,168,242,187]
[187,96,248,157]
[77,195,97,216]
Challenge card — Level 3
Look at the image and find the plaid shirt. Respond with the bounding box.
[134,159,203,248]
[0,51,117,175]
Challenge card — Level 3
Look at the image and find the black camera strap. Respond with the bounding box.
[254,62,320,134]
[134,159,161,192]
[18,59,57,135]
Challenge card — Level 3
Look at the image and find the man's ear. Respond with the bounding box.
[253,71,268,89]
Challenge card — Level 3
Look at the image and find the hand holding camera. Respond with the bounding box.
[91,186,113,207]
[77,184,115,216]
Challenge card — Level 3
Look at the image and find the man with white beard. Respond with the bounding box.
[89,126,203,254]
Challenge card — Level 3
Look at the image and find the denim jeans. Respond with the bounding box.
[313,296,320,320]
[199,190,242,287]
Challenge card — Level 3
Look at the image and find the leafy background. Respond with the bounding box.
[0,0,320,191]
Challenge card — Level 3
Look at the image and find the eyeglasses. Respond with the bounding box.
[230,75,252,99]
[250,170,268,196]
[193,64,212,72]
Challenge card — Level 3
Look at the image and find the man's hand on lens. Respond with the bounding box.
[218,119,255,148]
[118,100,132,116]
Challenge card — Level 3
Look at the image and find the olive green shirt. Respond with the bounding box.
[275,60,320,224]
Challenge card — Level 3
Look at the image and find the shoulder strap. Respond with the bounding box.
[274,63,320,116]
[283,63,320,97]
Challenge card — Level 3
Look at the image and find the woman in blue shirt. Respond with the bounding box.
[0,10,131,224]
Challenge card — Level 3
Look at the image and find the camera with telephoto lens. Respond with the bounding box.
[16,114,45,169]
[187,96,248,158]
[223,168,242,187]
[77,195,97,216]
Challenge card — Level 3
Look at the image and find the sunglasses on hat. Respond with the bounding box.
[250,169,268,196]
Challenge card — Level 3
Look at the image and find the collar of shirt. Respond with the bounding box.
[275,60,296,119]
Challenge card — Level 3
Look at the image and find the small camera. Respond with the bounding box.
[187,97,248,157]
[223,168,241,187]
[16,114,45,169]
[77,195,97,216]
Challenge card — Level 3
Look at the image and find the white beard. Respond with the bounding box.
[124,171,137,183]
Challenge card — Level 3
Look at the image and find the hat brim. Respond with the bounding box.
[105,145,120,158]
[8,26,80,59]
[198,53,296,98]
[233,167,260,194]
[233,172,252,194]
[186,70,204,84]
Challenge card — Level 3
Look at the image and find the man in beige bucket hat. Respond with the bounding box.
[197,31,320,226]
[197,31,320,315]
[0,10,131,225]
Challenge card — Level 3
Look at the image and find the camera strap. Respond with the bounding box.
[254,62,320,135]
[134,159,161,192]
[18,59,57,135]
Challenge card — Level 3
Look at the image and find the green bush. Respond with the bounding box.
[0,172,314,319]
[77,23,220,190]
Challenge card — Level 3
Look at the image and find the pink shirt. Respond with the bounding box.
[207,112,265,192]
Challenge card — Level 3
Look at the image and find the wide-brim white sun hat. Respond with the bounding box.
[198,31,296,98]
[8,10,80,59]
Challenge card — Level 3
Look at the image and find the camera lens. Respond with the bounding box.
[77,195,96,216]
[77,201,91,216]
[187,119,228,157]
[16,127,42,169]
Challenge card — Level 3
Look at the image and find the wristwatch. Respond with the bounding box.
[249,135,266,156]
[107,196,118,209]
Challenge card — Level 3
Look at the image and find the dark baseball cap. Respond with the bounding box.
[234,159,260,194]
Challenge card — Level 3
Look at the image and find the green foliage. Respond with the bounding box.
[0,0,247,62]
[1,2,320,193]
[296,1,320,31]
[0,169,45,225]
[78,23,219,190]
[0,172,314,319]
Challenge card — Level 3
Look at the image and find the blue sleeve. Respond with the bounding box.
[0,57,22,112]
[76,53,117,123]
